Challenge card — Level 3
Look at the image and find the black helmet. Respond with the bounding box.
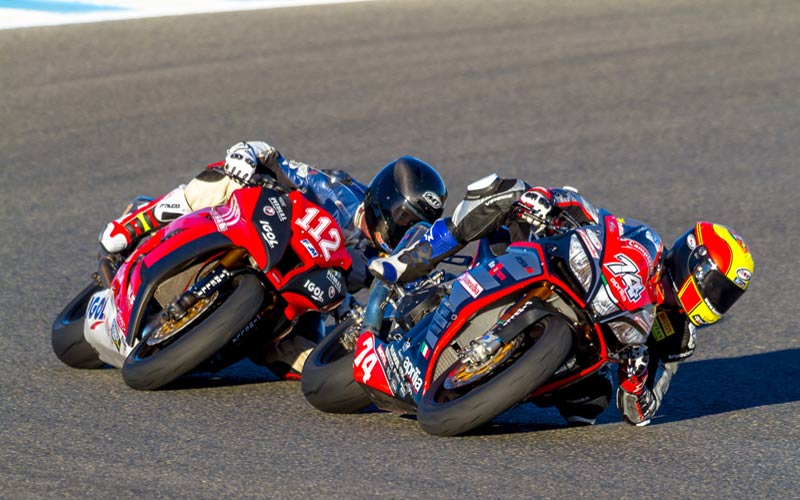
[362,155,447,252]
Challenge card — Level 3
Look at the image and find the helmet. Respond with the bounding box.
[361,155,447,252]
[664,222,754,326]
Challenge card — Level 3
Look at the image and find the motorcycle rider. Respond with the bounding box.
[368,173,754,426]
[99,141,448,379]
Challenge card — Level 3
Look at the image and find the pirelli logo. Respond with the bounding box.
[651,310,675,342]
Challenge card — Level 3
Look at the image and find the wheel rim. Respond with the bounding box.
[433,321,547,402]
[145,291,219,346]
[444,335,523,390]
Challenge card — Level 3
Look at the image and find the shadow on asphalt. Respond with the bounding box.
[147,349,800,436]
[472,348,800,435]
[649,348,800,424]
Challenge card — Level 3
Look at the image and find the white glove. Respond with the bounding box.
[517,188,553,234]
[224,142,259,183]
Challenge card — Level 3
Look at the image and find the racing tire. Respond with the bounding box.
[51,282,105,369]
[301,317,373,413]
[417,315,573,436]
[122,273,264,390]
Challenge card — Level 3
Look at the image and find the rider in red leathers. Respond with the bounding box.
[369,173,754,426]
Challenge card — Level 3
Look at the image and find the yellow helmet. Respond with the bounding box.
[664,222,754,326]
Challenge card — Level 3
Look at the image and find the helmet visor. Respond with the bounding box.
[695,267,744,315]
[375,196,426,250]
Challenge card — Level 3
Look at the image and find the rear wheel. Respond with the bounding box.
[122,273,264,390]
[301,317,373,413]
[417,315,573,436]
[51,282,105,369]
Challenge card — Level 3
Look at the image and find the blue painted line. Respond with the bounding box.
[1,1,127,13]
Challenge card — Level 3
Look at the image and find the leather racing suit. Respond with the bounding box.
[369,173,669,426]
[99,141,380,379]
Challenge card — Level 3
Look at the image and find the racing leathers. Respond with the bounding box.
[99,141,380,379]
[369,173,671,426]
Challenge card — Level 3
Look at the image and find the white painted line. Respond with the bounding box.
[0,0,375,30]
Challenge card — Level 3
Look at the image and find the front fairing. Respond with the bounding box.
[355,243,551,408]
[111,186,353,347]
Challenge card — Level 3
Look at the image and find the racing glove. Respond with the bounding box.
[515,187,553,236]
[224,142,260,183]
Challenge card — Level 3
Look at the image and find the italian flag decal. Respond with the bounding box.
[420,342,431,359]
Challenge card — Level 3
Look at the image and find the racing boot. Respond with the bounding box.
[99,186,192,254]
[368,218,463,283]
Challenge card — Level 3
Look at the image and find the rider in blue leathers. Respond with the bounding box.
[99,141,448,379]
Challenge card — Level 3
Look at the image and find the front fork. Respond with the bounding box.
[164,248,249,322]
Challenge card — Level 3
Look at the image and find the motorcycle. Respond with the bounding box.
[302,210,660,435]
[52,168,351,390]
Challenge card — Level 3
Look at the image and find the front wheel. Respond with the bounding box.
[301,316,373,413]
[51,282,105,369]
[417,315,573,436]
[122,273,264,390]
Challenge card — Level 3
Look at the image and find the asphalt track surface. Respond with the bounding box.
[1,1,799,498]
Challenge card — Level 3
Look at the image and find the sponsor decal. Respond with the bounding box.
[300,239,318,258]
[295,207,341,260]
[197,270,230,297]
[326,269,343,293]
[457,273,484,299]
[303,279,325,303]
[623,238,652,268]
[422,191,442,209]
[377,344,387,365]
[420,342,431,360]
[231,306,270,344]
[268,197,287,221]
[650,318,665,341]
[328,286,336,299]
[704,298,721,317]
[605,253,645,303]
[735,268,752,289]
[501,300,534,326]
[488,262,507,280]
[657,311,674,336]
[402,355,423,393]
[212,211,228,232]
[263,205,276,217]
[490,192,515,205]
[687,234,697,250]
[88,296,107,321]
[259,220,279,249]
[109,319,123,352]
[212,196,241,232]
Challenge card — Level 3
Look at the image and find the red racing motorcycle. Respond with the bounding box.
[52,172,351,390]
[303,211,660,435]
